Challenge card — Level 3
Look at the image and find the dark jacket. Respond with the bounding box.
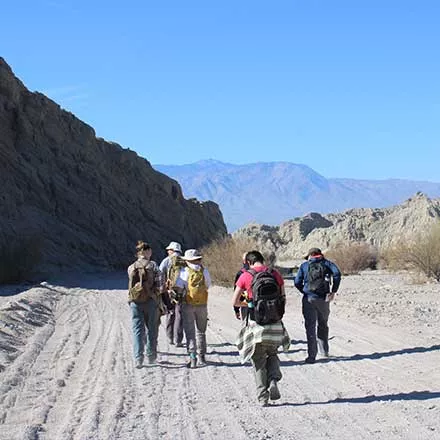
[294,256,341,299]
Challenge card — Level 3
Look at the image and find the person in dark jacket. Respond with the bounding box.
[294,247,341,364]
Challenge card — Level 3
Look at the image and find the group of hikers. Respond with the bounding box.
[127,240,341,406]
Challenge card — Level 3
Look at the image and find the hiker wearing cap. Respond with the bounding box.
[159,241,185,347]
[174,249,211,368]
[127,241,163,368]
[294,247,341,364]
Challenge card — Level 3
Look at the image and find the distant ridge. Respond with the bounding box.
[154,160,440,231]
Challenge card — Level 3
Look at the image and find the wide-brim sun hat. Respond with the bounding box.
[165,241,182,253]
[182,249,202,261]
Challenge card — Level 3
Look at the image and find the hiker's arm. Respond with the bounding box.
[152,263,164,294]
[232,286,246,307]
[294,265,305,292]
[204,269,212,288]
[329,262,342,293]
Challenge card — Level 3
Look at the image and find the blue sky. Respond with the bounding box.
[2,0,439,181]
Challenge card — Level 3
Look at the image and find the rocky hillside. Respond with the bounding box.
[233,192,440,262]
[0,58,227,276]
[155,160,440,231]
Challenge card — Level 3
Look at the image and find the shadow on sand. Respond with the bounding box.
[275,390,440,407]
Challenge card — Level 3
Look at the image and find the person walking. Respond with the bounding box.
[233,252,249,321]
[294,247,341,364]
[233,250,290,407]
[176,249,211,368]
[159,241,185,347]
[127,241,163,368]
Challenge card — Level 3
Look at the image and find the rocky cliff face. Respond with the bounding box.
[0,58,227,274]
[233,192,440,262]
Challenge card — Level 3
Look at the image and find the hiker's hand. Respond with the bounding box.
[327,293,336,302]
[234,310,241,320]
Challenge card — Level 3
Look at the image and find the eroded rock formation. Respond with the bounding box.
[0,58,227,275]
[233,192,440,262]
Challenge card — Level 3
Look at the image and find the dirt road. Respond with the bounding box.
[0,272,439,440]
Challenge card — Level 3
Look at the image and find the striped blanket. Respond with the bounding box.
[235,321,291,364]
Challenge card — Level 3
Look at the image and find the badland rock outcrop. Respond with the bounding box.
[233,192,440,262]
[0,58,227,275]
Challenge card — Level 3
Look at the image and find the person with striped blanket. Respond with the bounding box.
[232,250,290,407]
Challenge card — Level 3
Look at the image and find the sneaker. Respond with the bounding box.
[259,399,269,407]
[187,354,197,369]
[135,357,143,369]
[197,355,206,366]
[305,357,316,364]
[268,380,281,401]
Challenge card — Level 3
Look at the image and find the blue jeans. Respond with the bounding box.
[130,299,159,360]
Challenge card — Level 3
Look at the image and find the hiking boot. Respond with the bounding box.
[304,357,316,364]
[268,380,281,401]
[197,355,206,366]
[135,357,144,369]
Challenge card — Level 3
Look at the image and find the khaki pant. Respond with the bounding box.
[182,303,208,356]
[251,342,282,402]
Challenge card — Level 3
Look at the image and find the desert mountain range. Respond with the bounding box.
[155,160,440,231]
[0,58,227,277]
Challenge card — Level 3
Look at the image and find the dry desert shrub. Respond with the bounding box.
[381,222,440,281]
[325,242,378,275]
[200,237,255,286]
[0,234,42,284]
[379,243,412,271]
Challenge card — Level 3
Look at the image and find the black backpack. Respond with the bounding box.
[248,269,285,325]
[307,259,330,295]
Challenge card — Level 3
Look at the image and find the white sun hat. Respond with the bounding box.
[165,241,182,253]
[182,249,202,261]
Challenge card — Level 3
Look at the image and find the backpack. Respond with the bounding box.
[166,254,187,303]
[248,269,285,325]
[307,259,330,295]
[128,260,156,303]
[166,255,187,290]
[185,266,208,305]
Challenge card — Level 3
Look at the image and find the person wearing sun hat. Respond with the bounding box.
[174,249,212,368]
[159,241,185,346]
